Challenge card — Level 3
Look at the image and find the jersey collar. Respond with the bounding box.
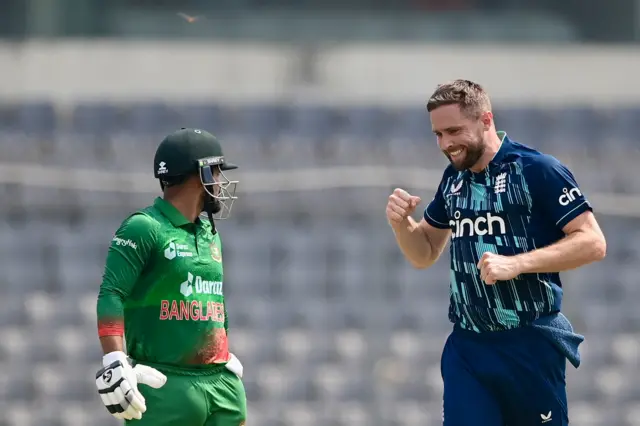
[466,131,511,179]
[489,131,511,166]
[153,197,191,227]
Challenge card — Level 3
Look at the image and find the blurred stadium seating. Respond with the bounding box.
[0,0,639,424]
[0,101,639,426]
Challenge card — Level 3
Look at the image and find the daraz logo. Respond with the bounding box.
[164,242,193,260]
[180,273,194,297]
[180,272,223,297]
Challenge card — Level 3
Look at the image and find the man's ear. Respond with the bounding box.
[481,111,493,131]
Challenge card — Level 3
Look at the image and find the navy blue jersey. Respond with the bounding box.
[425,132,592,332]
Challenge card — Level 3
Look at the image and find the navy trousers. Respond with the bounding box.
[441,325,568,426]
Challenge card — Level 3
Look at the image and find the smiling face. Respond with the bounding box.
[430,103,489,171]
[426,79,494,172]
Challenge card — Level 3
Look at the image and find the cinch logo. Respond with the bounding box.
[449,211,506,239]
[558,187,582,206]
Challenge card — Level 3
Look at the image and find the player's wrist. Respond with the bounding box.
[389,217,411,232]
[103,351,129,367]
[512,254,529,276]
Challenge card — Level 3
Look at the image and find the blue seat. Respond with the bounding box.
[177,103,226,135]
[546,107,604,157]
[17,102,57,135]
[0,104,18,131]
[493,107,552,150]
[340,106,390,140]
[389,106,431,140]
[232,104,284,138]
[72,103,120,134]
[125,102,182,134]
[283,105,336,140]
[608,107,640,145]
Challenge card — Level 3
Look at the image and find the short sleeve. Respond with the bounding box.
[97,213,158,337]
[524,155,592,230]
[424,169,452,229]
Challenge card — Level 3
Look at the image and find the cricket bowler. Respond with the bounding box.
[95,128,247,425]
[386,80,607,425]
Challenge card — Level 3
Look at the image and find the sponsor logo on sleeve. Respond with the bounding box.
[112,237,137,249]
[558,187,582,206]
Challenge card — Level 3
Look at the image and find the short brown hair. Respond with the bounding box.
[426,79,491,118]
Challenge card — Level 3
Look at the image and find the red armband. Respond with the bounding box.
[97,319,124,337]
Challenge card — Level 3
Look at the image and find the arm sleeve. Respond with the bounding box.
[218,232,229,336]
[523,155,592,230]
[423,169,451,229]
[97,213,158,337]
[224,306,229,336]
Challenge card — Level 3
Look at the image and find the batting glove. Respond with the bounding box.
[225,353,243,379]
[95,351,167,420]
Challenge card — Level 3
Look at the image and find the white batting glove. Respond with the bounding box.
[95,351,167,420]
[225,353,243,379]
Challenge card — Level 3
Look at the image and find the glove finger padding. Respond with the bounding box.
[123,399,142,421]
[120,375,146,414]
[96,355,147,421]
[134,364,168,389]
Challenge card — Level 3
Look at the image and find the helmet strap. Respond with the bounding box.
[203,193,218,235]
[207,209,217,235]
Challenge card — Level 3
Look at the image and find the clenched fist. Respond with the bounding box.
[477,252,523,284]
[386,188,421,228]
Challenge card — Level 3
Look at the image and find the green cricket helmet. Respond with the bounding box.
[154,128,238,221]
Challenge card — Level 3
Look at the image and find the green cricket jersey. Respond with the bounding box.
[97,197,230,372]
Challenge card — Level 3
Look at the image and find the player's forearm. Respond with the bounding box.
[97,298,126,356]
[392,217,437,269]
[100,335,125,355]
[97,286,126,341]
[515,229,606,274]
[224,306,229,336]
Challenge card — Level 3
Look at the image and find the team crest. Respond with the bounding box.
[210,244,222,263]
[494,172,507,194]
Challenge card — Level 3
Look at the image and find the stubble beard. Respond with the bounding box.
[447,134,486,172]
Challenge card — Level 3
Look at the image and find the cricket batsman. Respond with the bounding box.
[95,128,247,425]
[386,80,607,425]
